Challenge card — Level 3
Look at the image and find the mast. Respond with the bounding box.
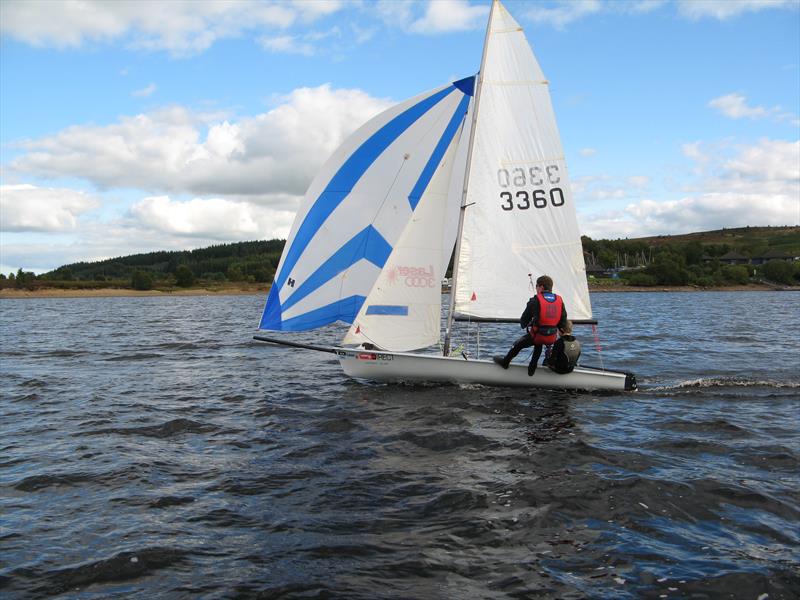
[443,0,496,356]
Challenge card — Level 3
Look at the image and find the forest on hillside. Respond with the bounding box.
[2,226,799,290]
[2,239,284,291]
[580,226,799,286]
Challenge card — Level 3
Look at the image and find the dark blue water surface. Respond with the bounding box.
[1,291,798,599]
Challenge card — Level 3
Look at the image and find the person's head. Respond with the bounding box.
[535,275,553,291]
[560,320,573,335]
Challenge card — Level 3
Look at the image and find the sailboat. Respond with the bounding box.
[254,0,636,392]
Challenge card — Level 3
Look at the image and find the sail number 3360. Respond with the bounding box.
[498,166,565,211]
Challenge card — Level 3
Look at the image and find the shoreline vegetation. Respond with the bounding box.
[3,227,798,299]
[1,281,797,299]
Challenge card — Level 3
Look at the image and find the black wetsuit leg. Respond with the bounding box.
[505,333,535,363]
[529,344,543,375]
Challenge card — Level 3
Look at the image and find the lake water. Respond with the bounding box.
[1,291,798,599]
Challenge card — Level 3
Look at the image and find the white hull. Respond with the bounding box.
[336,348,635,391]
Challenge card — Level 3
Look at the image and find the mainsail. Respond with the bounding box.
[259,77,475,333]
[452,1,592,322]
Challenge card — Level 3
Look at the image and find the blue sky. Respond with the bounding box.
[1,0,798,274]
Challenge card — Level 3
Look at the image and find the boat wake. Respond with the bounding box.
[647,376,800,391]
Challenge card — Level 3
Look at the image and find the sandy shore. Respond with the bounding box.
[1,283,795,299]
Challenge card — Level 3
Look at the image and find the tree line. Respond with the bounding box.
[1,239,285,291]
[2,227,798,290]
[581,226,800,286]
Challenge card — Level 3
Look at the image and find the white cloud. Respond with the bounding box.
[0,0,339,56]
[709,93,769,119]
[292,0,344,23]
[1,241,90,274]
[350,22,376,44]
[709,93,799,126]
[260,34,315,56]
[0,0,130,48]
[259,26,341,55]
[0,184,100,232]
[0,191,298,273]
[525,0,602,29]
[376,0,414,27]
[627,175,651,188]
[132,82,157,97]
[722,139,800,183]
[677,0,797,20]
[3,84,393,271]
[628,0,667,13]
[681,141,707,162]
[129,195,295,240]
[410,0,489,34]
[579,148,597,157]
[11,85,394,198]
[374,0,488,34]
[514,0,795,28]
[580,138,800,238]
[572,173,649,201]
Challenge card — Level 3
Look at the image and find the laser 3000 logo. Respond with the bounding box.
[386,264,436,288]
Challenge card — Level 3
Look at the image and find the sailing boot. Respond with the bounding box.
[527,361,537,376]
[493,354,511,369]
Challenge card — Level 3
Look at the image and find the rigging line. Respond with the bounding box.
[352,326,382,351]
[466,315,473,358]
[592,324,605,372]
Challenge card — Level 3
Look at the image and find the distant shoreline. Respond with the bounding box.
[0,286,268,299]
[1,282,795,299]
[586,283,796,293]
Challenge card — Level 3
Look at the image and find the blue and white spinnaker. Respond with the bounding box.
[259,77,475,336]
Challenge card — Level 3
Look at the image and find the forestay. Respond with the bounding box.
[452,2,592,321]
[259,77,475,333]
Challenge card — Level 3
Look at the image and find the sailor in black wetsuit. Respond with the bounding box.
[544,320,581,374]
[493,274,567,376]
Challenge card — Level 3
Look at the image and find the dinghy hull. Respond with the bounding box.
[336,348,635,392]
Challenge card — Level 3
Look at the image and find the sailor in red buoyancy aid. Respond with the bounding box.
[493,274,568,376]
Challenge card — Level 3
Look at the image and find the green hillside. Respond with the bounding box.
[629,226,800,256]
[581,226,799,287]
[2,226,798,290]
[40,239,285,283]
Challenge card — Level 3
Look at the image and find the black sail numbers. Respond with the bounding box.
[498,165,565,211]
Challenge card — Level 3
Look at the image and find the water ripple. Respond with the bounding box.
[1,292,798,598]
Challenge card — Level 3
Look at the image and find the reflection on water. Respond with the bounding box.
[1,292,798,598]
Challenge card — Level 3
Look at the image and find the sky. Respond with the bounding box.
[1,0,799,275]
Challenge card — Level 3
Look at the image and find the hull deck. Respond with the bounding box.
[253,336,636,391]
[336,348,635,391]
